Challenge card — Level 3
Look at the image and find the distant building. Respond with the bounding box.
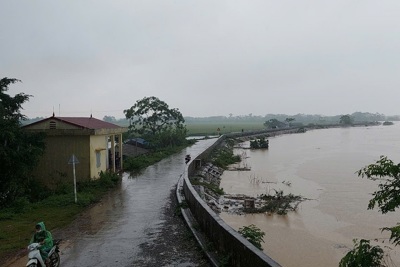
[124,138,149,148]
[23,115,127,187]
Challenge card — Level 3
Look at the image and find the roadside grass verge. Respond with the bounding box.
[124,141,195,173]
[1,140,197,260]
[0,171,120,260]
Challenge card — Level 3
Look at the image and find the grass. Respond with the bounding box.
[124,141,195,173]
[1,139,198,260]
[0,171,120,260]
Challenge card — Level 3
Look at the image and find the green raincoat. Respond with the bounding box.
[30,221,53,260]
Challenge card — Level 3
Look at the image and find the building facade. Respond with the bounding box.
[23,115,127,187]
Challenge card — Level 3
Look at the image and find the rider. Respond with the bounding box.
[30,221,53,265]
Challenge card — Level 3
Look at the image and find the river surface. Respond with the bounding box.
[220,123,400,267]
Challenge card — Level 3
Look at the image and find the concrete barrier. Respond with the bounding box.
[182,135,282,267]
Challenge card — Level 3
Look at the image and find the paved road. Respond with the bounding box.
[56,138,216,266]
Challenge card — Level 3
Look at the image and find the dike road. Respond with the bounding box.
[6,138,217,267]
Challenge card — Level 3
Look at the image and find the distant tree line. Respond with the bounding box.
[23,112,399,127]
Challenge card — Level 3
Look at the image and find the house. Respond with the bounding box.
[23,115,127,186]
[124,138,149,148]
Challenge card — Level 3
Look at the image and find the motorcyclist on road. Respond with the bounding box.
[30,221,53,265]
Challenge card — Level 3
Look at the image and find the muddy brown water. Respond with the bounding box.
[220,123,400,267]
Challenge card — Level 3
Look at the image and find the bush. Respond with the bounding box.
[339,239,384,267]
[238,224,265,250]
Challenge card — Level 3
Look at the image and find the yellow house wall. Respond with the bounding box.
[33,135,91,187]
[89,135,108,179]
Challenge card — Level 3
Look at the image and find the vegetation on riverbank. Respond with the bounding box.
[124,141,196,173]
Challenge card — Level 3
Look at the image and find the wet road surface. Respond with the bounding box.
[5,139,216,267]
[59,139,216,267]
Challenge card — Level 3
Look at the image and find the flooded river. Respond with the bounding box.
[220,123,400,267]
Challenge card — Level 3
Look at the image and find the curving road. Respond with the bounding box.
[5,138,216,267]
[56,138,216,266]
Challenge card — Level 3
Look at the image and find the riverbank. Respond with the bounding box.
[219,123,400,267]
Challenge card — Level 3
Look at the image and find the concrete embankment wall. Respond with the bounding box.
[183,131,282,267]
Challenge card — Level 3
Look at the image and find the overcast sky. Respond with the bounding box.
[1,1,399,119]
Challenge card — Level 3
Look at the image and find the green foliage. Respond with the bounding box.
[219,253,232,267]
[285,117,295,127]
[249,137,269,149]
[0,171,122,258]
[146,127,189,148]
[339,239,384,267]
[191,180,225,195]
[238,224,265,250]
[211,146,241,169]
[339,156,400,266]
[257,190,303,215]
[263,118,284,129]
[124,96,187,148]
[340,114,353,125]
[124,145,190,173]
[357,156,400,214]
[0,77,46,207]
[382,224,400,246]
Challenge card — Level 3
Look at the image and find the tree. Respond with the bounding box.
[340,156,400,266]
[264,118,284,129]
[285,117,295,127]
[124,96,187,147]
[103,115,116,123]
[340,114,352,125]
[0,78,45,207]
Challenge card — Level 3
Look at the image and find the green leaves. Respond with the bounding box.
[238,224,265,250]
[357,156,400,213]
[339,239,384,267]
[382,224,400,246]
[124,96,187,148]
[0,77,45,207]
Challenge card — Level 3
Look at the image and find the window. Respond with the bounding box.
[96,152,101,168]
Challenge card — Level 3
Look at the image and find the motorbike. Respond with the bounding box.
[26,239,61,267]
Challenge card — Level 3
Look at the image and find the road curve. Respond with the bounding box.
[57,138,217,266]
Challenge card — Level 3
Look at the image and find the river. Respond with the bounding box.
[220,123,400,267]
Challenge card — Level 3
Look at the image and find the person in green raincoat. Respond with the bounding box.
[30,222,53,264]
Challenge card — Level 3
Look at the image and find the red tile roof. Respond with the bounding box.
[55,117,122,129]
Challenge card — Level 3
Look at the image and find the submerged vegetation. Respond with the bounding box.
[256,190,304,215]
[249,136,269,149]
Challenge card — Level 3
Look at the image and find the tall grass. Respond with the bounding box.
[0,171,121,260]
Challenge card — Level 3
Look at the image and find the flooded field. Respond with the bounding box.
[220,123,400,267]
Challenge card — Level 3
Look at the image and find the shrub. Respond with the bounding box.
[238,224,265,250]
[339,239,384,267]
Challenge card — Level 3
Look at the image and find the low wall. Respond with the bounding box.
[183,135,281,267]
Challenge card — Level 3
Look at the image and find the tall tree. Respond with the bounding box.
[0,78,45,207]
[340,114,352,125]
[124,96,186,147]
[285,117,295,126]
